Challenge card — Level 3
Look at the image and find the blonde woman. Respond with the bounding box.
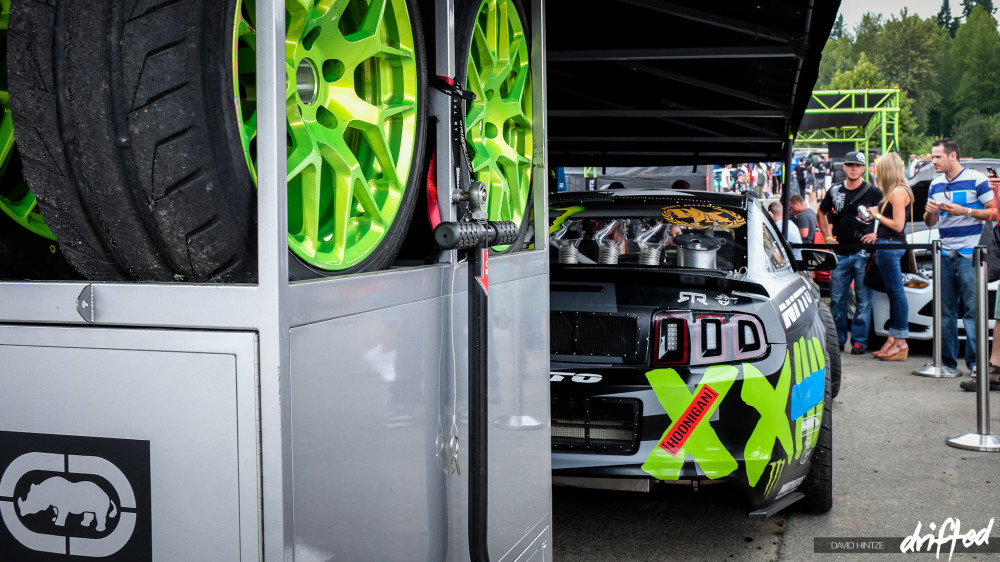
[860,153,914,360]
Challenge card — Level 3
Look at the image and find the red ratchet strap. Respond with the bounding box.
[427,151,441,228]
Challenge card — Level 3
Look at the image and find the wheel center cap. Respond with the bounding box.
[297,59,319,106]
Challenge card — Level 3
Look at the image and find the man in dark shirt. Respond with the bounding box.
[815,154,830,201]
[790,195,817,241]
[817,152,884,354]
[793,158,806,198]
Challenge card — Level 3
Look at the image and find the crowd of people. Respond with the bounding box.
[716,154,834,208]
[774,140,1000,391]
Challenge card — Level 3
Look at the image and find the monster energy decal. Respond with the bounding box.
[764,460,786,498]
[642,336,826,495]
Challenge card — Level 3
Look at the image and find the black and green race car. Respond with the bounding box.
[547,188,839,515]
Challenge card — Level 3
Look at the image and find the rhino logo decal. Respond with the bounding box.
[18,476,119,532]
[0,432,150,560]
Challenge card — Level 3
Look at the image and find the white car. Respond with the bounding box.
[871,228,996,341]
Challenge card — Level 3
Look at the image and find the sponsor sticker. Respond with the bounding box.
[658,385,720,456]
[0,431,151,560]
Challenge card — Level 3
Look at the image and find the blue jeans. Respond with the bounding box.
[875,240,909,338]
[831,250,872,349]
[940,253,977,370]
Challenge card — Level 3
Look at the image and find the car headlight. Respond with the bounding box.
[902,273,929,289]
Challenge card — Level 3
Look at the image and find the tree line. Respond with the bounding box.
[816,0,1000,157]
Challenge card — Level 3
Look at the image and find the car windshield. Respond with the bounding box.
[549,200,749,273]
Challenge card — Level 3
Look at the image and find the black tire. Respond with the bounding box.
[801,369,833,513]
[456,0,533,254]
[7,0,131,281]
[820,302,842,398]
[9,0,256,282]
[2,7,78,281]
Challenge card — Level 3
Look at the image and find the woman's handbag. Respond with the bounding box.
[901,201,917,274]
[865,253,886,292]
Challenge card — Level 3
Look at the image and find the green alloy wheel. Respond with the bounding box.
[0,0,77,279]
[6,0,425,282]
[0,0,50,239]
[459,0,532,251]
[237,0,426,278]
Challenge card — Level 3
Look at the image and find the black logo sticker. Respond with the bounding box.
[0,431,151,560]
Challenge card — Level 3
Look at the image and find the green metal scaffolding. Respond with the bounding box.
[795,88,900,160]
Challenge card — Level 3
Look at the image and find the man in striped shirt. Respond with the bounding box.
[924,138,995,375]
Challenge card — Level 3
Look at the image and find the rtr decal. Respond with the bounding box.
[0,431,151,561]
[678,292,708,305]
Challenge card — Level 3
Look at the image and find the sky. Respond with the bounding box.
[837,0,962,31]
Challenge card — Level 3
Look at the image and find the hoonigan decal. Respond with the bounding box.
[660,205,747,229]
[658,385,721,456]
[642,336,825,492]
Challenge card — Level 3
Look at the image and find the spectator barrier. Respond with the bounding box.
[946,246,1000,452]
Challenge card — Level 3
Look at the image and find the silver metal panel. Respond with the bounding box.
[512,525,551,562]
[253,0,293,556]
[482,271,551,560]
[0,325,259,561]
[0,282,265,328]
[288,252,546,327]
[288,259,550,561]
[289,299,449,561]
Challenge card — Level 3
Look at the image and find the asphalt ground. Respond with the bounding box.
[552,342,1000,561]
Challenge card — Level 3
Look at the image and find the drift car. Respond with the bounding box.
[548,189,838,515]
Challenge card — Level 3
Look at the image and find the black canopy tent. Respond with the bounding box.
[545,0,842,168]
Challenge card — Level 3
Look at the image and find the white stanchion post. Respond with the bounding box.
[946,246,1000,451]
[914,239,963,377]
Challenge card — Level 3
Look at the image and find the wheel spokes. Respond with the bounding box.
[237,0,419,271]
[465,0,532,244]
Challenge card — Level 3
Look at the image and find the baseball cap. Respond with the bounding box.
[844,152,866,165]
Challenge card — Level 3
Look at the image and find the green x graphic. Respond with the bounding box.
[642,366,737,480]
[741,358,793,487]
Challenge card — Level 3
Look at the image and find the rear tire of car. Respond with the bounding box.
[801,371,833,513]
[820,302,841,398]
